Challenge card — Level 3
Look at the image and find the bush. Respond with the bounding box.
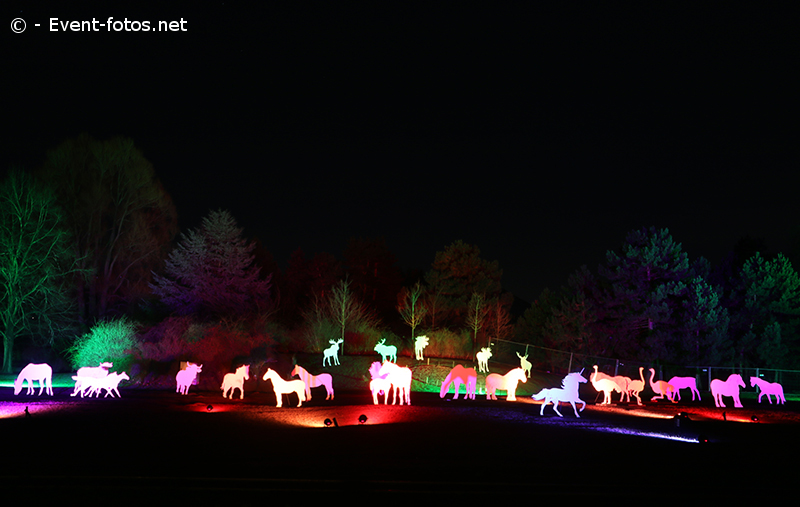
[424,328,474,360]
[68,317,138,371]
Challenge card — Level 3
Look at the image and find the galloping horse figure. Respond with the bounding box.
[485,367,528,401]
[72,362,113,396]
[14,363,53,396]
[711,373,746,408]
[263,368,306,408]
[292,364,334,400]
[440,364,477,400]
[221,365,250,399]
[531,370,588,418]
[750,376,786,405]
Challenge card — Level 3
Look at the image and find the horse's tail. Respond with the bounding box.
[531,389,547,400]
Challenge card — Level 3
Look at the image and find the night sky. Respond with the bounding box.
[3,2,797,304]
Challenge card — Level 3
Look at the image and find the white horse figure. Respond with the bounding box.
[440,364,477,400]
[485,367,528,401]
[414,336,429,361]
[711,373,746,408]
[292,364,334,400]
[71,362,112,396]
[82,372,130,398]
[368,361,392,405]
[221,365,250,399]
[374,338,398,363]
[14,363,54,396]
[323,339,343,366]
[378,361,412,405]
[263,368,306,408]
[476,347,492,374]
[176,362,202,395]
[531,370,588,418]
[668,376,702,401]
[516,351,532,378]
[750,376,786,405]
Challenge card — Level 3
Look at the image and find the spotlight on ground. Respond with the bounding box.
[751,415,759,423]
[207,405,213,412]
[358,414,368,424]
[324,418,333,427]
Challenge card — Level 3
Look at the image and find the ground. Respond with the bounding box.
[2,359,798,503]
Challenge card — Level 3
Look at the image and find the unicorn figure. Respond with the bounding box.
[221,365,250,399]
[14,363,53,396]
[750,376,786,405]
[476,347,492,374]
[711,373,746,408]
[176,362,202,395]
[532,370,588,418]
[414,336,429,361]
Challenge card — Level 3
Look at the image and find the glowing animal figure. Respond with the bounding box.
[221,365,250,399]
[485,367,528,401]
[368,361,392,405]
[262,368,306,408]
[531,370,588,418]
[176,362,202,395]
[378,360,412,405]
[476,346,492,374]
[71,362,112,396]
[414,336,429,360]
[667,375,702,401]
[516,351,532,378]
[648,368,676,403]
[749,377,786,405]
[14,363,53,396]
[83,372,130,398]
[710,373,745,408]
[590,365,621,405]
[440,364,477,400]
[323,339,343,366]
[374,338,398,363]
[626,367,646,406]
[590,366,631,402]
[292,364,334,400]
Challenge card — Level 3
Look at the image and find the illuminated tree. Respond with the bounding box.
[465,291,489,349]
[0,170,77,372]
[397,281,427,340]
[38,134,177,322]
[150,209,271,317]
[68,317,137,370]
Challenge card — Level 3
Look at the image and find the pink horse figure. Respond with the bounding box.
[292,364,334,400]
[667,376,702,401]
[368,361,392,405]
[14,363,53,396]
[711,373,745,408]
[176,362,202,395]
[378,361,412,405]
[440,364,477,400]
[750,377,786,405]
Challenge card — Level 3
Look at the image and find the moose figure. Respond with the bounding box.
[323,339,344,367]
[414,336,430,361]
[374,338,398,363]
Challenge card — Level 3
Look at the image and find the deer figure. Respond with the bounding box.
[516,351,532,378]
[323,339,344,366]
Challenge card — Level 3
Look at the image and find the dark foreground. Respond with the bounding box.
[2,387,797,504]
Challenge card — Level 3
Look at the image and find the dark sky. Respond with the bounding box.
[3,2,798,304]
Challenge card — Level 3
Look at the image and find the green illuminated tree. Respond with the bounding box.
[0,170,77,372]
[465,291,489,350]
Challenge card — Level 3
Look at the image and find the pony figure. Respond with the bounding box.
[374,338,398,363]
[84,372,130,398]
[368,361,392,405]
[750,377,786,405]
[711,373,746,408]
[71,362,112,396]
[292,364,334,400]
[378,361,412,405]
[414,336,429,361]
[476,347,492,374]
[176,362,202,395]
[221,365,250,399]
[648,368,676,402]
[531,370,588,417]
[667,376,702,401]
[263,368,306,408]
[440,364,477,400]
[516,352,532,378]
[323,339,343,367]
[485,367,528,401]
[14,363,53,396]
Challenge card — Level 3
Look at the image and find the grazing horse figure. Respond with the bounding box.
[711,373,746,408]
[368,361,392,405]
[485,367,528,401]
[323,339,343,367]
[440,364,477,400]
[378,361,412,405]
[531,370,588,418]
[667,376,702,401]
[414,336,429,361]
[476,347,492,374]
[221,365,250,399]
[374,339,398,363]
[263,368,306,408]
[750,377,786,405]
[14,363,53,396]
[176,363,202,395]
[516,352,532,378]
[72,362,113,396]
[292,364,334,400]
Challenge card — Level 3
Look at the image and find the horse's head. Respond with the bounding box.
[515,368,528,383]
[291,364,299,377]
[262,368,273,381]
[735,374,745,388]
[242,365,250,380]
[13,378,22,395]
[749,376,757,388]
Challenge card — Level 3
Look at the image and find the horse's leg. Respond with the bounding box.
[553,402,563,417]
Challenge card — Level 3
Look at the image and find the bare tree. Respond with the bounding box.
[397,281,427,340]
[465,291,489,351]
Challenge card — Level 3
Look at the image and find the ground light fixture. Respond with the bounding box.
[358,414,367,424]
[324,418,339,427]
[207,404,213,412]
